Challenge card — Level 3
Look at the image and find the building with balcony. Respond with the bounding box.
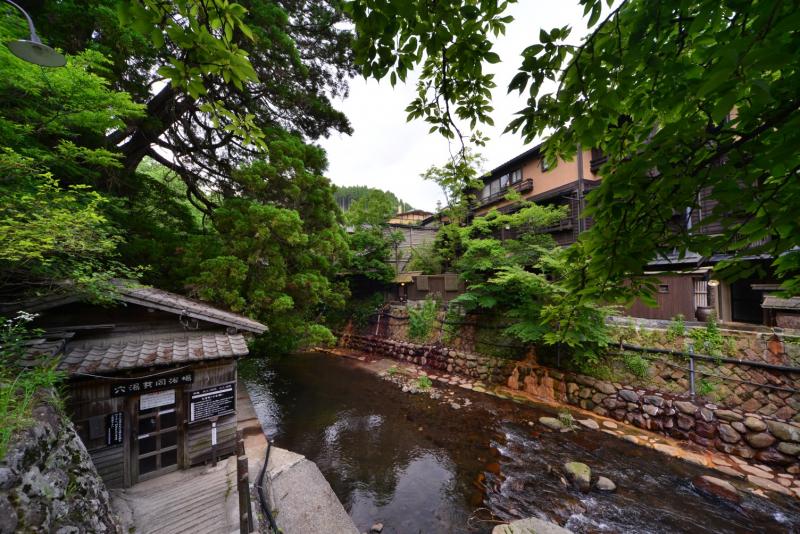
[472,145,779,327]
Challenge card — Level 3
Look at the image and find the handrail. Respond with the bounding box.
[619,342,800,373]
[256,441,279,533]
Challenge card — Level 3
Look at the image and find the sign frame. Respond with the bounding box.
[188,382,236,424]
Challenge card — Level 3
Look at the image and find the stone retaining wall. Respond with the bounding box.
[508,363,800,474]
[342,334,515,384]
[0,400,121,534]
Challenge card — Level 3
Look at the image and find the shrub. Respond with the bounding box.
[622,352,650,379]
[558,410,575,429]
[408,297,439,341]
[417,375,433,390]
[689,315,725,356]
[665,314,686,342]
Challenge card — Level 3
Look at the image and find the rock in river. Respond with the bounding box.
[595,476,616,492]
[492,517,574,534]
[539,417,564,431]
[564,462,592,492]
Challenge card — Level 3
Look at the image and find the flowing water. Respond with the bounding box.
[242,352,800,534]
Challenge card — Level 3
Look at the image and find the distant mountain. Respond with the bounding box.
[334,185,414,213]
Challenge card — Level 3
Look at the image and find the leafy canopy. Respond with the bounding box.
[348,0,800,297]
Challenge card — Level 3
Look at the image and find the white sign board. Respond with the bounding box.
[140,389,175,410]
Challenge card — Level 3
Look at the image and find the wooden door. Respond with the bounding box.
[133,389,180,482]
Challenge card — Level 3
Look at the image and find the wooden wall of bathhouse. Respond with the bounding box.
[66,359,238,488]
[185,361,238,466]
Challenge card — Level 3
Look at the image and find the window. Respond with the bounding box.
[509,169,522,183]
[499,173,509,188]
[481,184,490,200]
[489,179,500,196]
[540,158,550,172]
[658,284,670,294]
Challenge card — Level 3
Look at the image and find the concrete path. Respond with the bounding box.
[111,458,239,534]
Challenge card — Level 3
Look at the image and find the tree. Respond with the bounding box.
[347,0,800,297]
[334,185,413,213]
[449,203,611,360]
[32,0,355,214]
[0,15,143,301]
[421,150,485,224]
[345,190,399,283]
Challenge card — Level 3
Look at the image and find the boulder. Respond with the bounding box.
[745,432,776,449]
[577,419,600,430]
[766,420,800,442]
[595,382,617,395]
[618,389,639,403]
[715,410,743,422]
[643,395,664,407]
[563,462,592,492]
[492,517,573,534]
[595,476,616,492]
[675,401,698,415]
[777,442,800,456]
[539,417,564,431]
[755,449,794,465]
[691,475,741,505]
[746,475,793,496]
[718,424,741,444]
[677,414,696,430]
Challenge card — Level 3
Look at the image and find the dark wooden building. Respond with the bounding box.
[10,282,266,488]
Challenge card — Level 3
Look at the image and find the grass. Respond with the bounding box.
[416,375,433,390]
[0,313,64,459]
[0,361,63,458]
[622,352,650,379]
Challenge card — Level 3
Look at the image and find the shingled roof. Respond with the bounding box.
[57,333,249,375]
[2,280,267,334]
[25,332,250,376]
[113,282,267,334]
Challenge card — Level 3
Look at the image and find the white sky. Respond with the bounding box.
[320,1,592,211]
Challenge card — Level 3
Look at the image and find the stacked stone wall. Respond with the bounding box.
[343,334,515,384]
[0,401,121,534]
[508,363,800,474]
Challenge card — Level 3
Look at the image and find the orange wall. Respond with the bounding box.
[476,149,595,215]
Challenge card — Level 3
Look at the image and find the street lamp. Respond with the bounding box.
[4,0,65,67]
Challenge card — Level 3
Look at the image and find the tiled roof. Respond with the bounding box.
[53,333,249,376]
[762,296,800,311]
[114,282,267,334]
[1,280,267,334]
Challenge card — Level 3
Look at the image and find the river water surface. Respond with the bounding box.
[242,352,800,534]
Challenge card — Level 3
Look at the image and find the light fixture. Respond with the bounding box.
[707,279,720,287]
[4,0,66,67]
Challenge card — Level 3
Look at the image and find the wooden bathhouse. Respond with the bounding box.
[8,281,266,488]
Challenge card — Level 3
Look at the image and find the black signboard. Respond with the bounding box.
[106,412,124,446]
[189,383,236,423]
[110,371,193,397]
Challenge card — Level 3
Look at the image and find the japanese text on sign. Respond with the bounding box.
[189,383,235,423]
[106,412,123,446]
[110,371,193,397]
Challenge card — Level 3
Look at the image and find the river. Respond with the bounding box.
[241,351,800,534]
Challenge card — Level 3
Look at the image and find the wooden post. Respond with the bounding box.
[236,432,253,533]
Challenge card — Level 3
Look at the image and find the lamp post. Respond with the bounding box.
[4,0,65,66]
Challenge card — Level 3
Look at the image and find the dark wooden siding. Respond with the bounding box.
[90,446,126,489]
[625,275,697,320]
[184,362,237,467]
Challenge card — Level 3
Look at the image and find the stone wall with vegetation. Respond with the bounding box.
[346,311,800,474]
[507,362,800,473]
[343,334,515,384]
[0,401,121,534]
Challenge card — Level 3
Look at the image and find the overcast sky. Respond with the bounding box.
[319,1,592,211]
